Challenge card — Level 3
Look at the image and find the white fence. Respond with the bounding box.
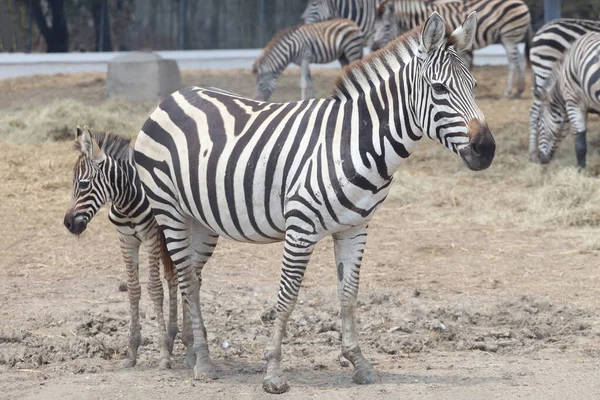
[0,44,524,81]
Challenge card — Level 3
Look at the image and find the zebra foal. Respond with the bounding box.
[528,19,600,163]
[301,0,381,45]
[253,19,364,101]
[134,11,495,393]
[372,0,533,98]
[63,127,178,369]
[531,32,600,170]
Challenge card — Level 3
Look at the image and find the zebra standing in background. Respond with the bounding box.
[302,0,381,45]
[528,19,600,163]
[63,127,179,370]
[372,0,533,98]
[532,32,600,170]
[253,19,364,101]
[134,11,495,393]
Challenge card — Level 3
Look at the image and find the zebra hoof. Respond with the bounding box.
[194,361,217,381]
[122,358,137,369]
[159,358,172,370]
[352,365,377,385]
[262,375,290,394]
[185,351,196,369]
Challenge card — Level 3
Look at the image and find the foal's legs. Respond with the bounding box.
[263,234,316,394]
[333,225,376,384]
[119,235,142,368]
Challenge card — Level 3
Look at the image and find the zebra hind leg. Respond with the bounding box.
[120,236,142,369]
[333,225,376,385]
[263,234,316,394]
[160,216,217,380]
[166,272,178,355]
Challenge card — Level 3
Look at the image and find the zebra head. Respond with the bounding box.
[372,0,400,51]
[531,87,567,164]
[414,12,495,171]
[253,69,277,102]
[301,0,337,24]
[64,127,108,235]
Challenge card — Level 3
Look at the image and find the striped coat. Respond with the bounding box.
[531,32,600,169]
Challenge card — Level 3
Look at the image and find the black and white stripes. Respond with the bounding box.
[531,32,600,170]
[253,19,364,100]
[302,0,381,45]
[133,12,495,393]
[373,0,533,98]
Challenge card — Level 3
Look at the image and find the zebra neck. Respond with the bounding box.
[108,158,141,214]
[258,42,296,78]
[345,65,422,182]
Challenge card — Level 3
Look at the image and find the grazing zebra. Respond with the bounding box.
[133,11,495,393]
[253,19,364,101]
[301,0,381,45]
[528,19,600,163]
[372,0,533,98]
[63,127,179,370]
[531,32,600,170]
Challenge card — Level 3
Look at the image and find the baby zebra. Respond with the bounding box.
[253,18,364,101]
[63,127,178,369]
[532,32,600,169]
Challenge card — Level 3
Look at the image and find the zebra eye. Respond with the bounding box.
[432,83,449,94]
[78,179,90,191]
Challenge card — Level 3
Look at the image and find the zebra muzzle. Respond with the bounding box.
[459,120,496,171]
[64,211,88,235]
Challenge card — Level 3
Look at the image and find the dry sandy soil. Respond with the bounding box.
[2,66,600,399]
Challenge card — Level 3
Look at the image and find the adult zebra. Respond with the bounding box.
[134,12,495,393]
[253,19,364,101]
[372,0,533,98]
[531,32,600,170]
[301,0,381,45]
[63,127,179,370]
[528,19,600,164]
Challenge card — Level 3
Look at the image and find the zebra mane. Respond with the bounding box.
[252,25,301,75]
[74,130,132,162]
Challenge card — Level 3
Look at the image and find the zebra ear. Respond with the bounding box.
[421,12,446,53]
[451,11,477,52]
[78,127,106,163]
[75,126,83,140]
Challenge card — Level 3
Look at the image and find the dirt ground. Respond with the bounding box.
[2,65,600,400]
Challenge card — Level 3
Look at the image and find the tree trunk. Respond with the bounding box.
[31,0,69,52]
[93,0,112,51]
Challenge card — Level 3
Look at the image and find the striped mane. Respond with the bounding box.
[330,25,422,100]
[252,25,301,75]
[74,130,132,161]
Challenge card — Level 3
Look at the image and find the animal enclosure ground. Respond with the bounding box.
[2,67,600,399]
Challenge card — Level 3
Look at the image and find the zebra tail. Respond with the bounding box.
[525,24,533,68]
[158,227,175,281]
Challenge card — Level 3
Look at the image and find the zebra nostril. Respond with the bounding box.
[64,215,72,231]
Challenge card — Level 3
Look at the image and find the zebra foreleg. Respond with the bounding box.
[145,238,172,370]
[300,59,315,100]
[120,236,142,369]
[502,41,520,98]
[166,272,178,356]
[566,104,588,170]
[333,225,376,385]
[263,234,316,394]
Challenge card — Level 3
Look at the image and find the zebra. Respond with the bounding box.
[372,0,533,98]
[253,19,364,101]
[133,11,495,393]
[528,19,600,163]
[301,0,381,45]
[531,32,600,170]
[63,127,179,370]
